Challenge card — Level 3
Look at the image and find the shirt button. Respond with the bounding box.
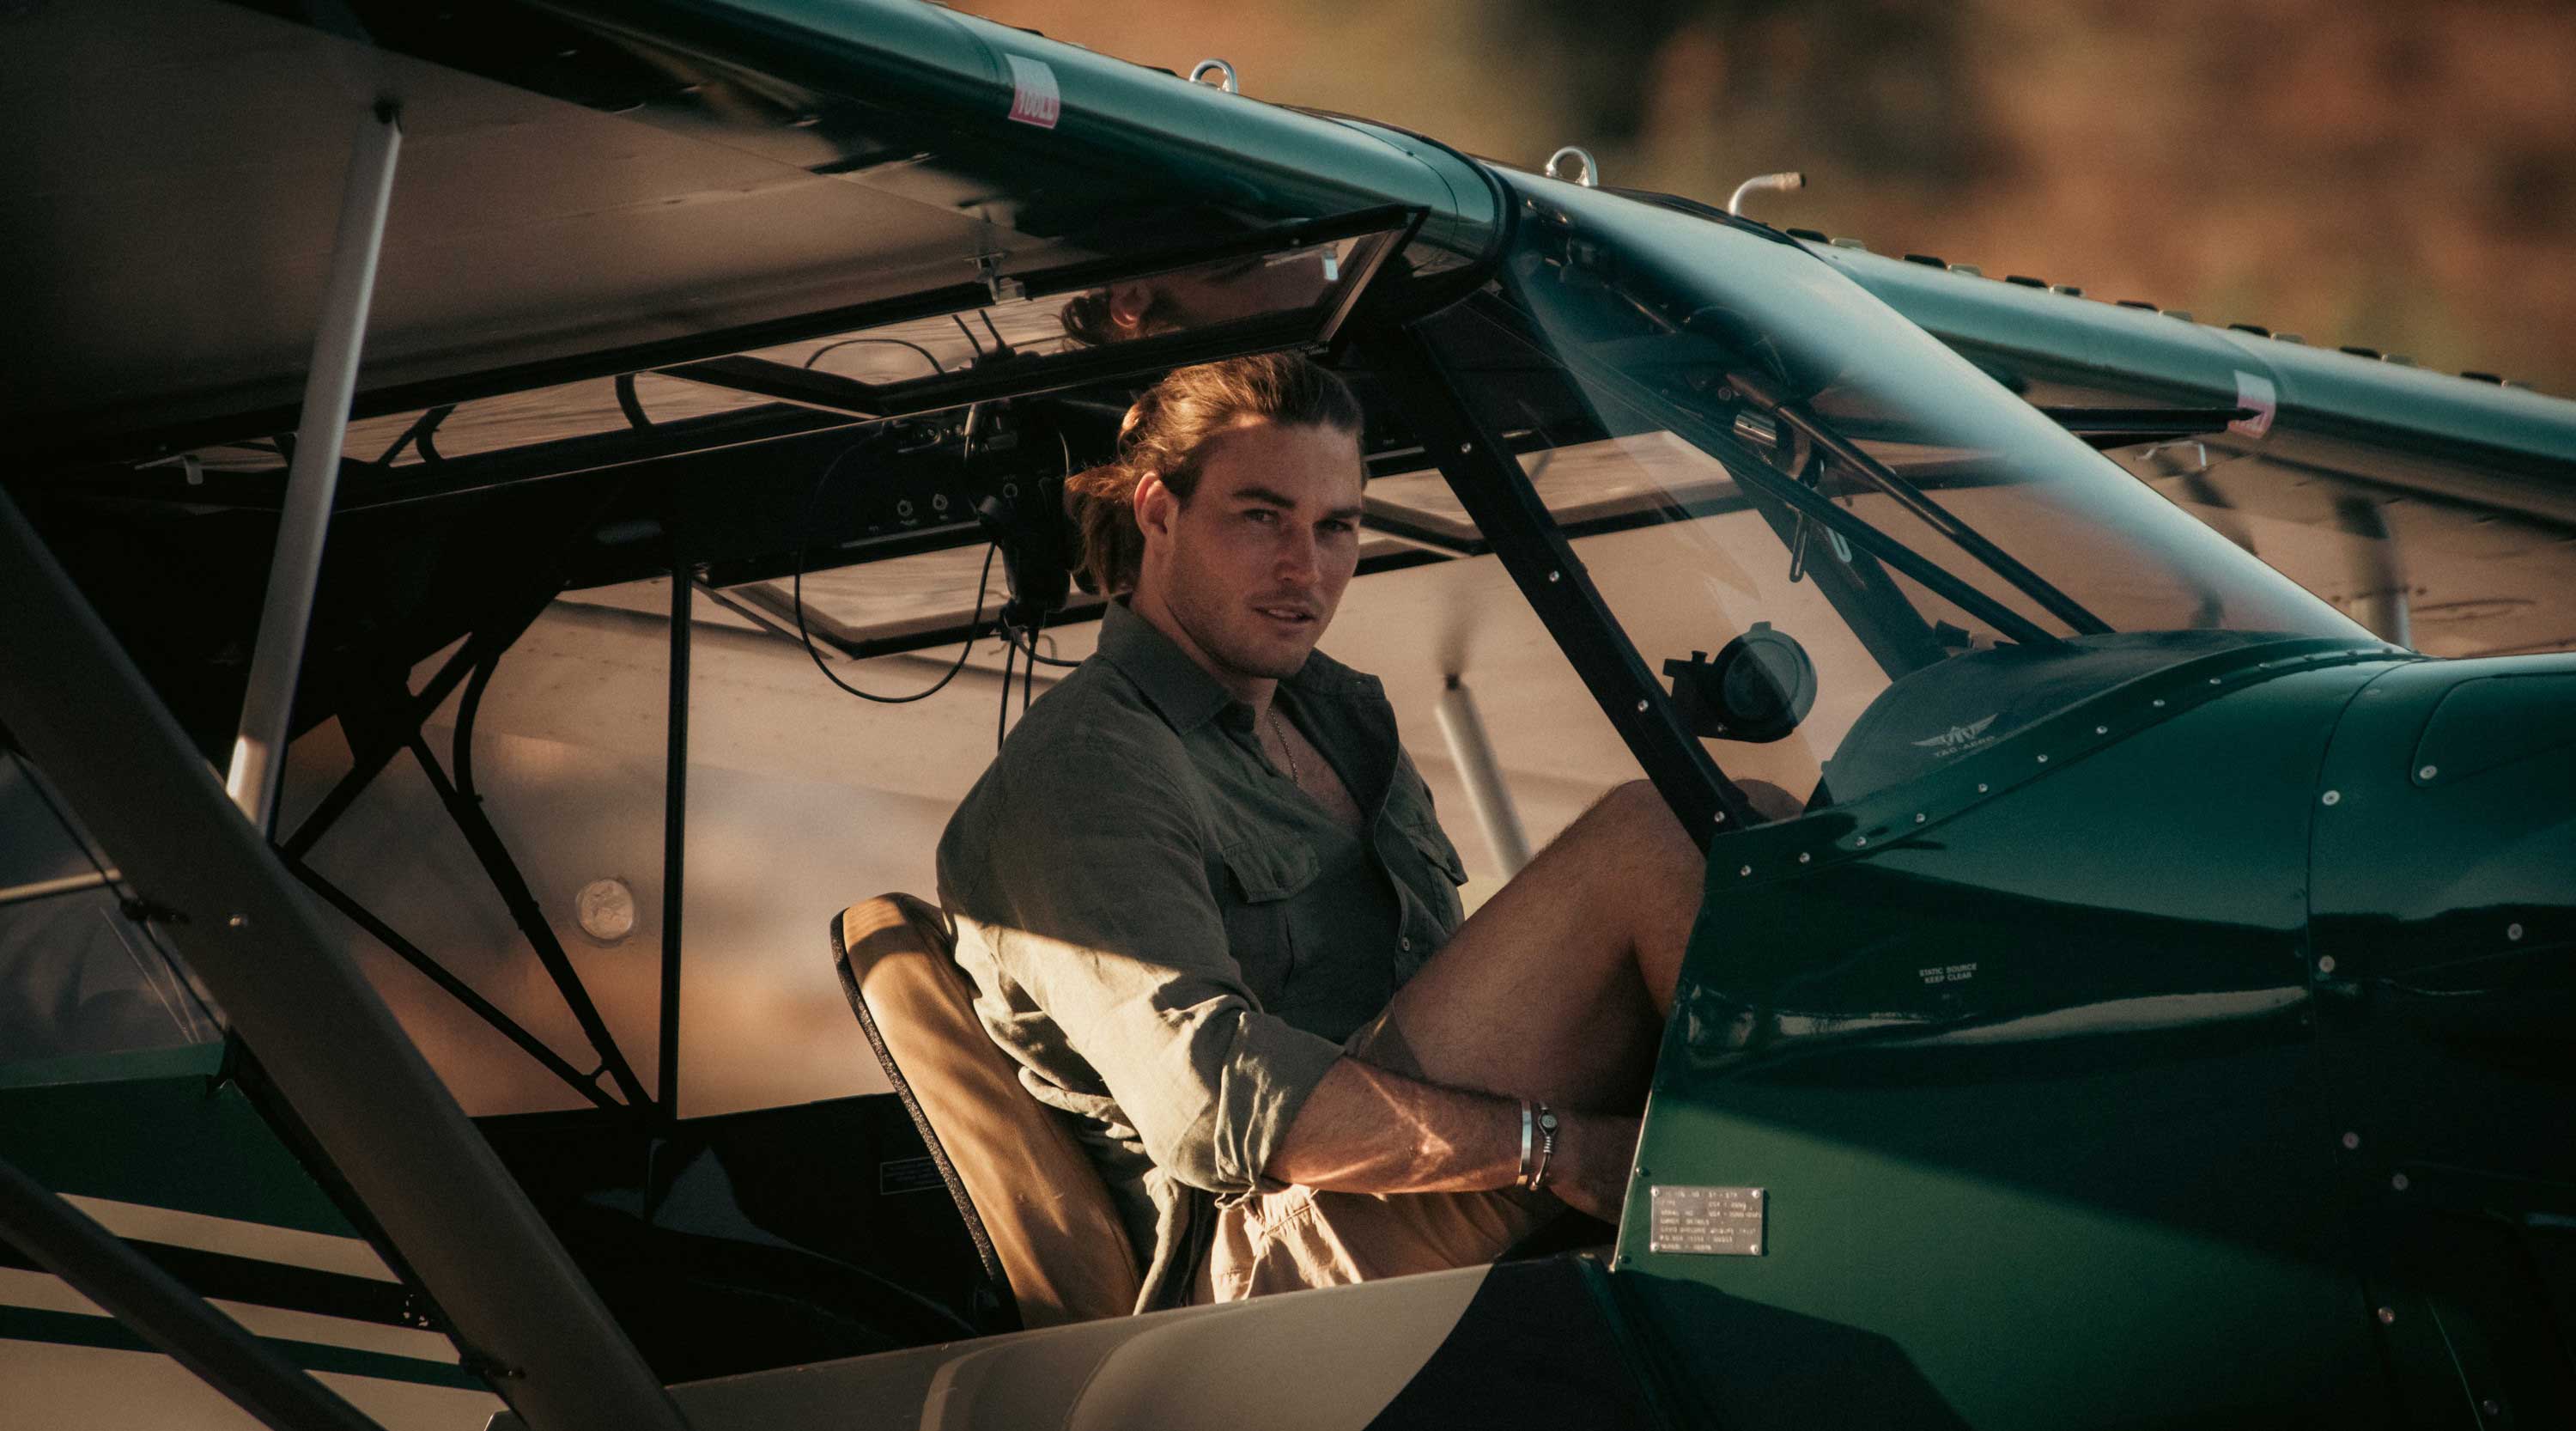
[1399,935,1413,953]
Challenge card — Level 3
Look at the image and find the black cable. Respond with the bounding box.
[1020,610,1039,714]
[978,309,1009,353]
[791,436,999,703]
[803,336,944,373]
[951,314,985,356]
[453,652,499,802]
[614,374,653,430]
[995,633,1016,752]
[999,614,1081,668]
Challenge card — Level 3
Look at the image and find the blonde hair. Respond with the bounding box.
[1064,353,1363,594]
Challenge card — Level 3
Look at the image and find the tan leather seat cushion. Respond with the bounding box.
[836,896,1141,1326]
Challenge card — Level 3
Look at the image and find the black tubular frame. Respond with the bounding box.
[403,722,654,1111]
[284,856,618,1110]
[1362,321,1759,843]
[659,516,690,1125]
[1556,344,2067,653]
[0,1152,391,1431]
[1727,369,2111,636]
[270,494,663,1117]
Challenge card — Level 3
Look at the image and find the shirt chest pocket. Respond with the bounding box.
[1217,839,1320,1008]
[1388,819,1469,954]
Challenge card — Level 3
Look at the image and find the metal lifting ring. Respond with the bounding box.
[1545,146,1599,187]
[1189,58,1238,94]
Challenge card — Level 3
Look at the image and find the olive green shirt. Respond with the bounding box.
[936,600,1469,1312]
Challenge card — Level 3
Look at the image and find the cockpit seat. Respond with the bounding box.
[830,895,1142,1328]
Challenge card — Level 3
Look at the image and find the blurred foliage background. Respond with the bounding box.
[962,0,2576,396]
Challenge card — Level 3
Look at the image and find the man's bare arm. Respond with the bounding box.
[1264,1057,1638,1221]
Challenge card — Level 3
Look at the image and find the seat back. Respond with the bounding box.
[830,896,1141,1328]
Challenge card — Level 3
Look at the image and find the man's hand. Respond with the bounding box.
[1544,1111,1643,1223]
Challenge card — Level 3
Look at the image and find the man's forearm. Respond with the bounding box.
[1263,1057,1522,1194]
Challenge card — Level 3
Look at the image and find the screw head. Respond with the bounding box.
[2506,923,2524,941]
[2342,1131,2361,1150]
[2037,753,2050,764]
[1915,813,1927,823]
[1635,698,1649,713]
[1855,836,1868,847]
[1546,569,1562,583]
[1977,782,1990,794]
[2318,955,2337,974]
[2153,698,2166,708]
[2377,1306,2397,1324]
[2391,1172,2410,1191]
[2419,764,2439,780]
[1739,865,1753,877]
[2322,790,2342,806]
[226,914,247,929]
[2482,1400,2502,1417]
[2210,676,2222,685]
[2095,724,2108,735]
[1796,852,1811,864]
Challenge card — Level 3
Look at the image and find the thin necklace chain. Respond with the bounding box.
[1268,709,1302,784]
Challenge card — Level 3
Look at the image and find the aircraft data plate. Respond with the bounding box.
[1648,1184,1766,1256]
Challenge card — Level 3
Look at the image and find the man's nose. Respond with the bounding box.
[1275,527,1321,586]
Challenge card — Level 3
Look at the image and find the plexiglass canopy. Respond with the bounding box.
[1405,174,2375,811]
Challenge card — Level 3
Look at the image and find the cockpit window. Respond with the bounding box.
[0,752,222,1072]
[1406,174,2372,811]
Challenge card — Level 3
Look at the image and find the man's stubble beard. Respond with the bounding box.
[1164,551,1323,685]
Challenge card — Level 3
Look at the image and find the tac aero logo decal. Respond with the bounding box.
[1911,713,1999,758]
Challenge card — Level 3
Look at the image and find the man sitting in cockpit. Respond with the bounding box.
[937,353,1707,1309]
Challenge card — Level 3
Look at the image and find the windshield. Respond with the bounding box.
[1403,174,2372,812]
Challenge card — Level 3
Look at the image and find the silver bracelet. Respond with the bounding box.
[1516,1099,1536,1187]
[1528,1104,1559,1191]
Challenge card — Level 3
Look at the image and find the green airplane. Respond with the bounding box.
[2,3,2569,1429]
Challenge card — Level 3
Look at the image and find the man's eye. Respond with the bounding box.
[1320,519,1356,535]
[1243,508,1279,524]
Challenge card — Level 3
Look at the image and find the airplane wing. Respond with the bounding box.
[1801,239,2576,658]
[1,0,1497,468]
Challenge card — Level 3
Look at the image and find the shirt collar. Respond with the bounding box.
[1097,600,1377,735]
[1098,600,1236,734]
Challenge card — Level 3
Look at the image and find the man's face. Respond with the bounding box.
[1133,417,1364,693]
[1098,249,1340,341]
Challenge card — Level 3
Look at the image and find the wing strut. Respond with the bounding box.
[0,489,693,1431]
[225,101,402,831]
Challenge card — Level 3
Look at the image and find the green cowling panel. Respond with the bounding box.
[0,1046,354,1237]
[1614,641,2419,1428]
[2306,655,2576,1428]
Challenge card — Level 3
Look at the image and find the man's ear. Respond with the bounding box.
[1133,472,1178,545]
[1107,283,1155,335]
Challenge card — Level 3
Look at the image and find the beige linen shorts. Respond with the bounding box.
[1197,1007,1558,1303]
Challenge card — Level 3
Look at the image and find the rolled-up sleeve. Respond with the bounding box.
[939,726,1342,1197]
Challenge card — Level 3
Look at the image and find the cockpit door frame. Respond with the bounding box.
[1360,321,1762,843]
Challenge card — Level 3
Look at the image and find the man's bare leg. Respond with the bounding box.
[1376,779,1704,1112]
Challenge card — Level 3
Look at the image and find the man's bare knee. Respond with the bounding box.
[1589,780,1694,858]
